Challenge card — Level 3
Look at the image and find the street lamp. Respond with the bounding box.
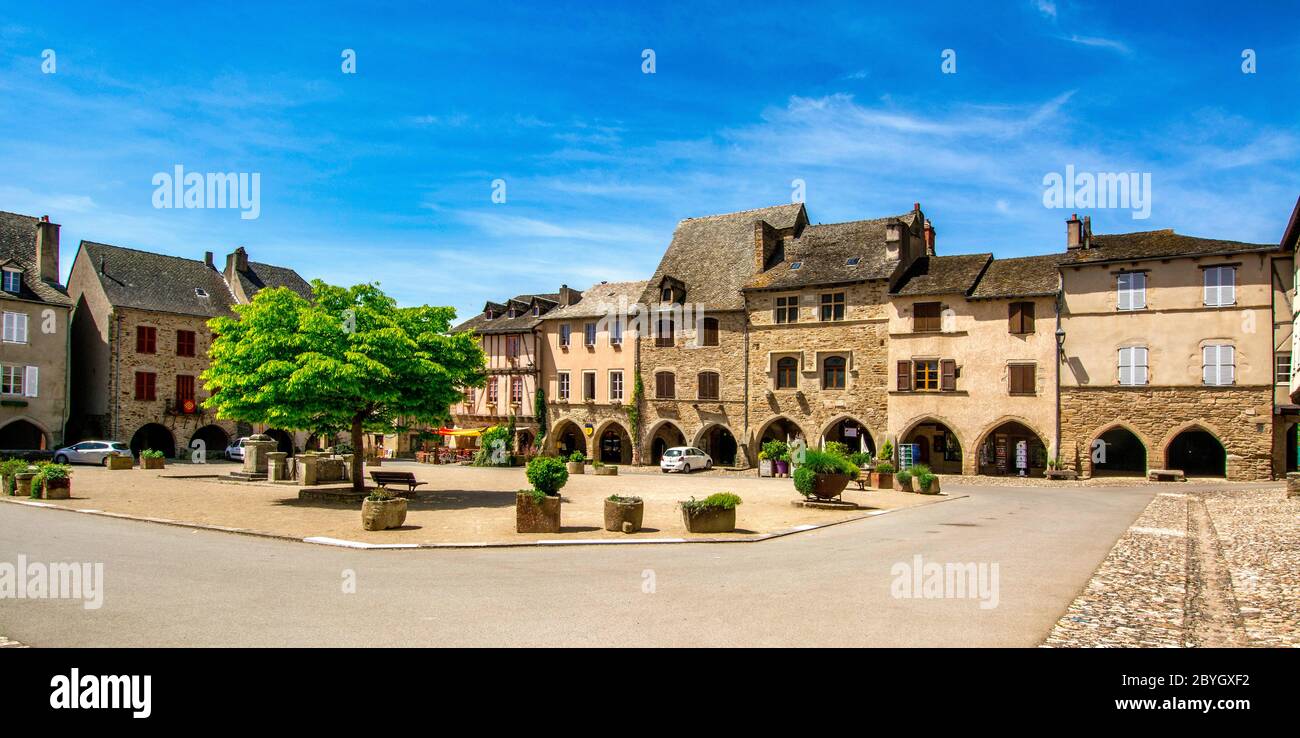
[1055,327,1066,360]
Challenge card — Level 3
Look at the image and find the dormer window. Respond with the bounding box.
[790,261,803,270]
[1,267,20,294]
[661,287,672,302]
[508,309,517,318]
[485,309,495,320]
[532,304,540,317]
[846,257,860,267]
[194,287,209,298]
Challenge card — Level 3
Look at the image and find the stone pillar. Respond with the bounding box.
[14,471,36,498]
[1225,453,1245,482]
[340,454,353,481]
[1287,472,1300,499]
[267,452,288,482]
[298,455,319,486]
[242,433,278,475]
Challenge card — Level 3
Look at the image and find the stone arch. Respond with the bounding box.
[0,416,51,450]
[593,418,633,464]
[130,423,177,458]
[1162,422,1226,477]
[1083,421,1151,477]
[817,414,876,456]
[190,425,230,459]
[971,415,1051,455]
[972,416,1052,477]
[897,414,967,475]
[693,423,739,466]
[549,418,589,458]
[644,418,687,464]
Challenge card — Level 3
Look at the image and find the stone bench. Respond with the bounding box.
[1147,468,1185,482]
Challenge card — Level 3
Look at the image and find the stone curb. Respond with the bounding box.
[0,493,965,551]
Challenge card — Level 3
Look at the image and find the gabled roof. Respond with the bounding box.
[544,280,648,321]
[745,212,917,292]
[892,253,992,297]
[78,241,238,318]
[969,254,1063,299]
[233,260,313,301]
[638,203,806,310]
[1060,229,1278,266]
[0,210,72,306]
[453,291,563,334]
[1281,196,1300,251]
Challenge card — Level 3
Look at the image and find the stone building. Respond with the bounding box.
[1056,215,1287,481]
[66,242,311,458]
[539,280,645,463]
[0,212,72,451]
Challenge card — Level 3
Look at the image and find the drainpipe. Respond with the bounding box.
[61,307,71,446]
[1054,284,1063,469]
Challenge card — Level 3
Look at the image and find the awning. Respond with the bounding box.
[436,427,485,437]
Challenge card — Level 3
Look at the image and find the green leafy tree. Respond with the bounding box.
[535,389,548,444]
[202,282,486,489]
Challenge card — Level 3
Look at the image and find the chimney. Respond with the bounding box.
[885,219,904,262]
[1082,215,1092,247]
[558,284,581,306]
[1066,214,1084,249]
[753,220,779,272]
[204,251,215,269]
[34,215,60,283]
[923,219,936,256]
[225,246,250,276]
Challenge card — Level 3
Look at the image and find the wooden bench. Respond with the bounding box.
[1146,468,1185,482]
[369,471,427,494]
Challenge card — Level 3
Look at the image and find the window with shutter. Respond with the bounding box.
[1202,345,1235,386]
[177,330,196,357]
[940,359,957,391]
[1009,364,1036,395]
[1203,266,1236,307]
[913,360,939,391]
[1008,302,1035,334]
[701,318,720,346]
[655,371,676,398]
[134,371,157,401]
[1118,347,1149,386]
[655,317,674,347]
[698,371,720,400]
[136,326,157,354]
[897,360,912,391]
[1117,272,1146,310]
[2,311,28,343]
[0,365,21,395]
[913,302,941,332]
[582,372,595,401]
[24,365,38,397]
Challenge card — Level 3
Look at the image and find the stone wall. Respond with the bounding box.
[1060,385,1274,481]
[547,403,636,463]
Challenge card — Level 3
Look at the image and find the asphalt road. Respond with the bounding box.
[0,483,1157,646]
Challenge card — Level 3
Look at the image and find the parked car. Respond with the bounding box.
[660,446,713,473]
[52,440,131,466]
[225,437,249,462]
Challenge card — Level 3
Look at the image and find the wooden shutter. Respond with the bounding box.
[1021,301,1035,329]
[940,359,956,392]
[1008,303,1021,333]
[897,360,912,391]
[23,365,38,397]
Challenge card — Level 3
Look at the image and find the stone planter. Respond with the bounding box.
[806,472,851,500]
[566,461,585,475]
[107,455,134,470]
[681,505,736,534]
[911,476,941,495]
[1044,469,1077,481]
[603,498,644,533]
[759,459,773,477]
[516,492,561,533]
[142,457,165,470]
[361,497,408,531]
[42,478,71,500]
[870,471,894,490]
[14,472,36,498]
[593,465,618,476]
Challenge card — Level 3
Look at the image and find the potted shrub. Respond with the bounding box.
[107,453,134,470]
[792,449,858,500]
[140,449,166,470]
[1,458,29,496]
[604,494,644,533]
[1044,457,1077,480]
[870,460,895,490]
[911,464,941,494]
[895,467,913,492]
[592,459,618,476]
[361,486,408,531]
[757,449,773,478]
[34,463,71,500]
[764,440,790,477]
[849,451,873,470]
[680,492,741,533]
[566,451,586,475]
[518,456,568,533]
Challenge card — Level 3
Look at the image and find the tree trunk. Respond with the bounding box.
[351,414,365,490]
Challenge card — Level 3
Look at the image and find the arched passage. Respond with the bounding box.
[265,429,294,456]
[595,421,633,464]
[696,424,738,466]
[1091,426,1147,476]
[190,425,230,459]
[516,430,534,457]
[0,418,48,450]
[976,420,1048,477]
[1166,427,1225,477]
[821,416,875,456]
[901,418,962,474]
[1287,423,1298,473]
[130,423,176,458]
[647,420,686,464]
[552,420,587,458]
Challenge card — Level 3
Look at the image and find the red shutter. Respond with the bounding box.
[940,359,957,391]
[897,361,912,392]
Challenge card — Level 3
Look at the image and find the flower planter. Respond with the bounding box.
[681,505,736,534]
[42,478,71,500]
[516,492,561,533]
[14,472,36,498]
[603,498,644,533]
[142,457,165,470]
[773,460,789,477]
[107,455,134,470]
[911,476,941,495]
[807,472,851,500]
[361,497,408,531]
[758,459,773,477]
[870,472,893,490]
[566,461,585,475]
[592,465,618,476]
[1044,469,1077,481]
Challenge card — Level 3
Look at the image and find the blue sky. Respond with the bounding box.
[1,1,1297,320]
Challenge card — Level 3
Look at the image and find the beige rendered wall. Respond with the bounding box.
[538,316,637,461]
[0,294,70,448]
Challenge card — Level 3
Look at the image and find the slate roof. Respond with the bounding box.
[234,260,313,301]
[0,210,72,306]
[744,212,918,292]
[639,203,806,310]
[544,280,648,321]
[78,241,239,318]
[1060,230,1278,266]
[970,254,1063,299]
[892,253,992,297]
[452,292,563,334]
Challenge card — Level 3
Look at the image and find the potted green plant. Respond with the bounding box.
[566,450,586,475]
[792,449,859,500]
[592,458,618,476]
[757,448,773,478]
[764,440,790,477]
[604,494,644,533]
[33,463,72,500]
[849,451,873,469]
[895,467,913,492]
[518,456,568,533]
[1,458,29,496]
[871,459,895,490]
[1044,456,1076,480]
[361,486,408,531]
[680,492,741,533]
[911,464,940,494]
[140,449,166,470]
[107,452,134,470]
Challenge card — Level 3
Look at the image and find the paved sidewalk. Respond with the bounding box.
[1043,485,1296,647]
[0,635,26,647]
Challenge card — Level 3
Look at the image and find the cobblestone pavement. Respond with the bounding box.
[1043,486,1296,647]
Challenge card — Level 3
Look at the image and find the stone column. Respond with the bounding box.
[266,452,288,482]
[14,471,36,498]
[298,454,319,486]
[242,433,278,475]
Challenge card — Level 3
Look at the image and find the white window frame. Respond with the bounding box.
[559,324,571,347]
[609,370,624,402]
[582,370,597,402]
[1276,352,1292,385]
[1118,346,1149,386]
[1,365,23,395]
[510,376,523,403]
[1203,345,1235,386]
[1203,266,1236,307]
[1117,272,1146,311]
[584,322,597,347]
[1,268,20,294]
[557,372,570,401]
[609,319,623,345]
[2,311,28,343]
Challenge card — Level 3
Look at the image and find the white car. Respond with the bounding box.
[225,437,249,461]
[53,440,131,466]
[660,446,712,473]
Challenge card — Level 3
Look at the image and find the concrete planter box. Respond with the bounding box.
[806,472,851,500]
[107,455,134,470]
[142,457,165,470]
[758,459,773,477]
[566,461,585,475]
[592,465,618,476]
[361,498,408,531]
[911,476,941,495]
[870,471,893,490]
[516,493,561,533]
[42,478,70,500]
[14,472,37,498]
[681,505,736,534]
[1044,469,1077,481]
[603,498,644,533]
